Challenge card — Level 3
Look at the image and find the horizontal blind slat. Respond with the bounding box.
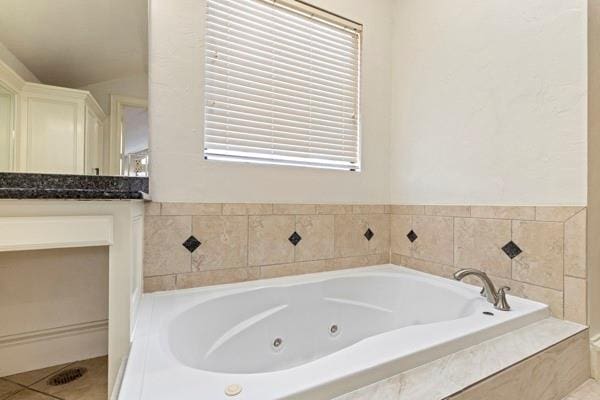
[206,104,357,133]
[206,31,357,79]
[209,0,357,46]
[205,131,358,153]
[206,110,357,139]
[207,61,355,100]
[205,140,357,161]
[206,66,356,106]
[206,44,357,86]
[205,151,357,170]
[205,81,356,116]
[207,7,357,61]
[205,93,356,127]
[206,120,357,143]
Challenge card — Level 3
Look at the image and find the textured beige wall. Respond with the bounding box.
[389,0,587,205]
[149,0,393,204]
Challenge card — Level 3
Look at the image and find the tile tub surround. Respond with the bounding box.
[335,318,588,400]
[143,203,390,292]
[390,205,587,324]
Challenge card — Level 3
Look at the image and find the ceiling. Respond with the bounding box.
[0,0,148,88]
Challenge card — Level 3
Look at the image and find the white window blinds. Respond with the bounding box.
[204,0,362,171]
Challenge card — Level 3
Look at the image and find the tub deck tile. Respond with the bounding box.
[334,318,586,400]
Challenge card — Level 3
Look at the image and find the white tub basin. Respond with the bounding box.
[119,264,549,400]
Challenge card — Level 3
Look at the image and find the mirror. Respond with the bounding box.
[0,0,148,176]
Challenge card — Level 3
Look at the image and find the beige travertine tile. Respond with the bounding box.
[31,356,107,400]
[470,206,535,220]
[176,267,260,289]
[330,253,389,269]
[425,205,470,217]
[457,272,564,318]
[295,215,334,262]
[391,254,458,279]
[191,216,248,270]
[391,215,412,256]
[494,275,564,318]
[384,205,392,214]
[144,216,191,276]
[272,204,316,215]
[390,205,425,215]
[449,331,589,400]
[565,210,587,278]
[536,207,585,222]
[512,220,564,290]
[565,379,600,400]
[260,260,330,279]
[4,389,55,400]
[5,362,72,386]
[144,201,161,216]
[222,203,272,215]
[352,205,386,214]
[161,203,222,216]
[411,215,454,264]
[0,379,23,400]
[316,204,353,214]
[564,276,587,325]
[366,214,390,255]
[454,218,512,278]
[509,280,564,318]
[260,254,389,279]
[248,215,295,266]
[334,214,369,257]
[143,275,176,293]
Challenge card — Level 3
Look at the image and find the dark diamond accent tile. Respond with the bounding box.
[364,228,374,241]
[502,241,522,259]
[182,235,201,253]
[289,231,302,246]
[407,230,418,243]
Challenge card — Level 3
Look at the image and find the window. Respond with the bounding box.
[204,0,362,171]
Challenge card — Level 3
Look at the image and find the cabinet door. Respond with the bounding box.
[26,98,83,174]
[85,108,102,175]
[0,88,13,171]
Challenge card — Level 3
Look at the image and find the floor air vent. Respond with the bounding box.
[47,367,87,386]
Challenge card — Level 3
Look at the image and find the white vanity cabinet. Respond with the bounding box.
[0,60,107,175]
[18,83,106,175]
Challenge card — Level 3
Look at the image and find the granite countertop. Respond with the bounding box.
[0,172,149,200]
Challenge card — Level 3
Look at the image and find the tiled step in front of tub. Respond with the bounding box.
[335,318,588,400]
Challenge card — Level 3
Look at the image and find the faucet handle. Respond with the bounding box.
[495,286,511,311]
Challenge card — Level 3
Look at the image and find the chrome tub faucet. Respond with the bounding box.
[453,268,511,311]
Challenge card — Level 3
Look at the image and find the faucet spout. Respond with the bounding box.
[454,268,510,311]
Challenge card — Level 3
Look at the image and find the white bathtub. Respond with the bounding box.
[118,265,549,400]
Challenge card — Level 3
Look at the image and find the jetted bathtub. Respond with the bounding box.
[118,264,549,400]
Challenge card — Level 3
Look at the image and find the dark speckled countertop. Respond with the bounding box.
[0,172,149,200]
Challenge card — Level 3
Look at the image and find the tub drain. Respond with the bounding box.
[47,367,87,386]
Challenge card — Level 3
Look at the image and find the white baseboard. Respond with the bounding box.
[0,320,108,377]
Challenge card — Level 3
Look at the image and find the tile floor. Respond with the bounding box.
[0,357,107,400]
[564,379,600,400]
